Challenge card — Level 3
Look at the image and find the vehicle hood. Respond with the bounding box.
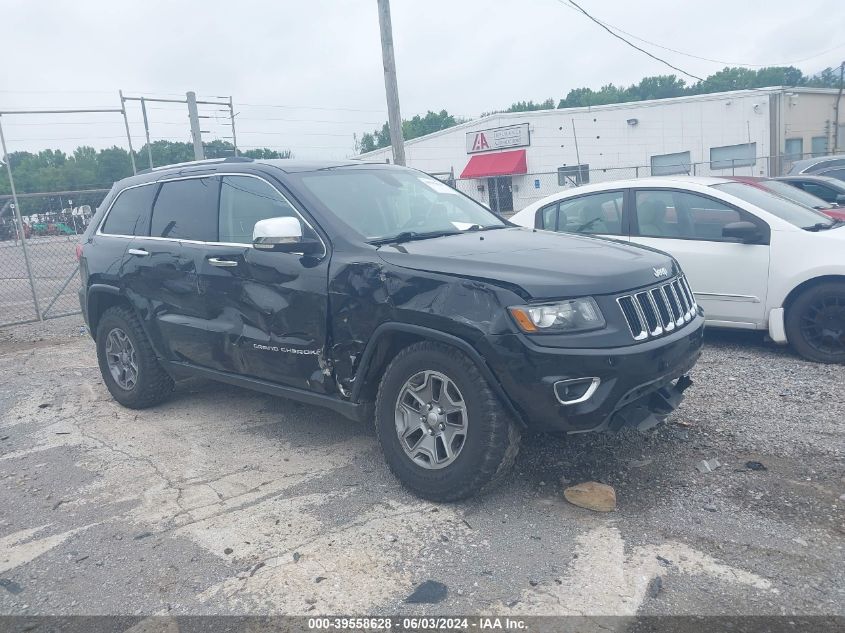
[376,227,678,299]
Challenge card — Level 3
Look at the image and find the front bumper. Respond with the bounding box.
[483,311,705,433]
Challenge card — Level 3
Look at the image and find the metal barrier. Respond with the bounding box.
[0,189,108,327]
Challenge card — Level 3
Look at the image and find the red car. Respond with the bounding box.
[726,176,845,221]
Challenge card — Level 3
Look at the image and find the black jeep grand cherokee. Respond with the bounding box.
[78,157,704,500]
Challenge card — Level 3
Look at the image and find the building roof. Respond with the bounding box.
[358,86,841,158]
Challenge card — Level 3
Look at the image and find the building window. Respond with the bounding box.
[650,151,691,176]
[811,136,828,157]
[784,138,803,161]
[558,164,590,186]
[710,142,757,170]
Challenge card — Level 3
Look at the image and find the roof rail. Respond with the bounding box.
[136,155,254,175]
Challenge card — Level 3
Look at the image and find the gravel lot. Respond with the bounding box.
[0,316,843,621]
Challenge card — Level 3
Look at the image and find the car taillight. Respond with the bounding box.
[75,243,83,261]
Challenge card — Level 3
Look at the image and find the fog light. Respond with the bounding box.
[554,377,600,405]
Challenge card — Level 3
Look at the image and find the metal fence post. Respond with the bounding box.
[119,90,137,175]
[0,115,43,320]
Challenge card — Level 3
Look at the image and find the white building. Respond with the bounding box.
[359,87,844,214]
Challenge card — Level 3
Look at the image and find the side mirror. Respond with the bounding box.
[835,194,845,205]
[252,216,322,255]
[722,221,761,244]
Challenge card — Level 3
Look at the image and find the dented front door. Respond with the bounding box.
[182,241,331,392]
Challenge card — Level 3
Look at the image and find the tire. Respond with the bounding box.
[374,341,520,501]
[95,306,175,408]
[785,281,845,364]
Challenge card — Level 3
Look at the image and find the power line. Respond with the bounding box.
[237,102,387,114]
[560,0,704,81]
[555,0,845,70]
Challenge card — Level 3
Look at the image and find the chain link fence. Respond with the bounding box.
[0,188,108,326]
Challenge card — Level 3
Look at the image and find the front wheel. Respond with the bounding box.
[374,341,520,501]
[785,282,845,364]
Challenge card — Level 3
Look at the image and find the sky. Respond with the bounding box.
[1,0,844,160]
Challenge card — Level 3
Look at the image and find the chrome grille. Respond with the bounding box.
[617,275,698,341]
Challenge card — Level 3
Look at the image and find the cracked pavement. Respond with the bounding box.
[0,316,843,618]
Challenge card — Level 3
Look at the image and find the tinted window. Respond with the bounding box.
[150,177,219,241]
[219,176,299,244]
[545,192,623,235]
[539,203,558,229]
[759,180,829,209]
[819,168,845,182]
[101,184,157,236]
[712,182,832,229]
[797,181,838,203]
[635,190,749,241]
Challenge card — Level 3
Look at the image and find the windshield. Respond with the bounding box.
[711,182,834,229]
[297,168,505,241]
[759,180,829,209]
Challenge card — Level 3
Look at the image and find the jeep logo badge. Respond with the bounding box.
[653,266,669,278]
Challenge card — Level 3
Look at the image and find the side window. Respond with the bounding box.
[150,177,219,241]
[799,182,837,203]
[100,184,157,236]
[219,176,300,244]
[555,191,624,235]
[634,190,748,241]
[819,168,845,181]
[538,203,558,229]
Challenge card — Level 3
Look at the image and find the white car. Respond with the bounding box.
[510,176,845,363]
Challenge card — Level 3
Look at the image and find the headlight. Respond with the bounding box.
[508,297,605,334]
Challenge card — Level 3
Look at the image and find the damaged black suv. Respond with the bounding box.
[78,158,704,500]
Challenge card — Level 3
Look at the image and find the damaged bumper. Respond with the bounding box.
[482,312,705,433]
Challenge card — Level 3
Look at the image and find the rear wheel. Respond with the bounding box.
[374,341,520,501]
[785,282,845,364]
[96,306,174,408]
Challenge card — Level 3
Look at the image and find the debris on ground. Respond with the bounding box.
[405,580,448,604]
[385,534,398,543]
[745,461,767,471]
[223,547,233,555]
[696,458,722,473]
[563,481,617,512]
[292,552,301,562]
[0,579,23,595]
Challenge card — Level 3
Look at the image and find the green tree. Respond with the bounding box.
[359,110,461,154]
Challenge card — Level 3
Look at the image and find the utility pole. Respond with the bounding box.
[833,61,844,154]
[229,96,238,156]
[140,97,154,169]
[376,0,405,165]
[118,89,137,174]
[186,91,205,160]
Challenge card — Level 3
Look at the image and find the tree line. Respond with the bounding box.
[359,65,844,152]
[0,140,291,196]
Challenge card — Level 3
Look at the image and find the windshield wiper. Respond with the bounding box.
[803,222,835,232]
[464,224,506,232]
[369,229,462,245]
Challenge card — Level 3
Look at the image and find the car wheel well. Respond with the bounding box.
[88,291,132,339]
[783,275,845,314]
[355,331,425,403]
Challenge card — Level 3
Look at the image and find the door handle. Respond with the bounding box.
[127,248,149,256]
[207,257,238,267]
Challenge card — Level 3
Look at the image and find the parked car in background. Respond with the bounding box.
[510,176,845,364]
[786,154,845,182]
[776,175,845,207]
[76,158,704,500]
[726,176,845,221]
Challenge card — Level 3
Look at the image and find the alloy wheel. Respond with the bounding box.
[394,370,468,469]
[105,327,139,390]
